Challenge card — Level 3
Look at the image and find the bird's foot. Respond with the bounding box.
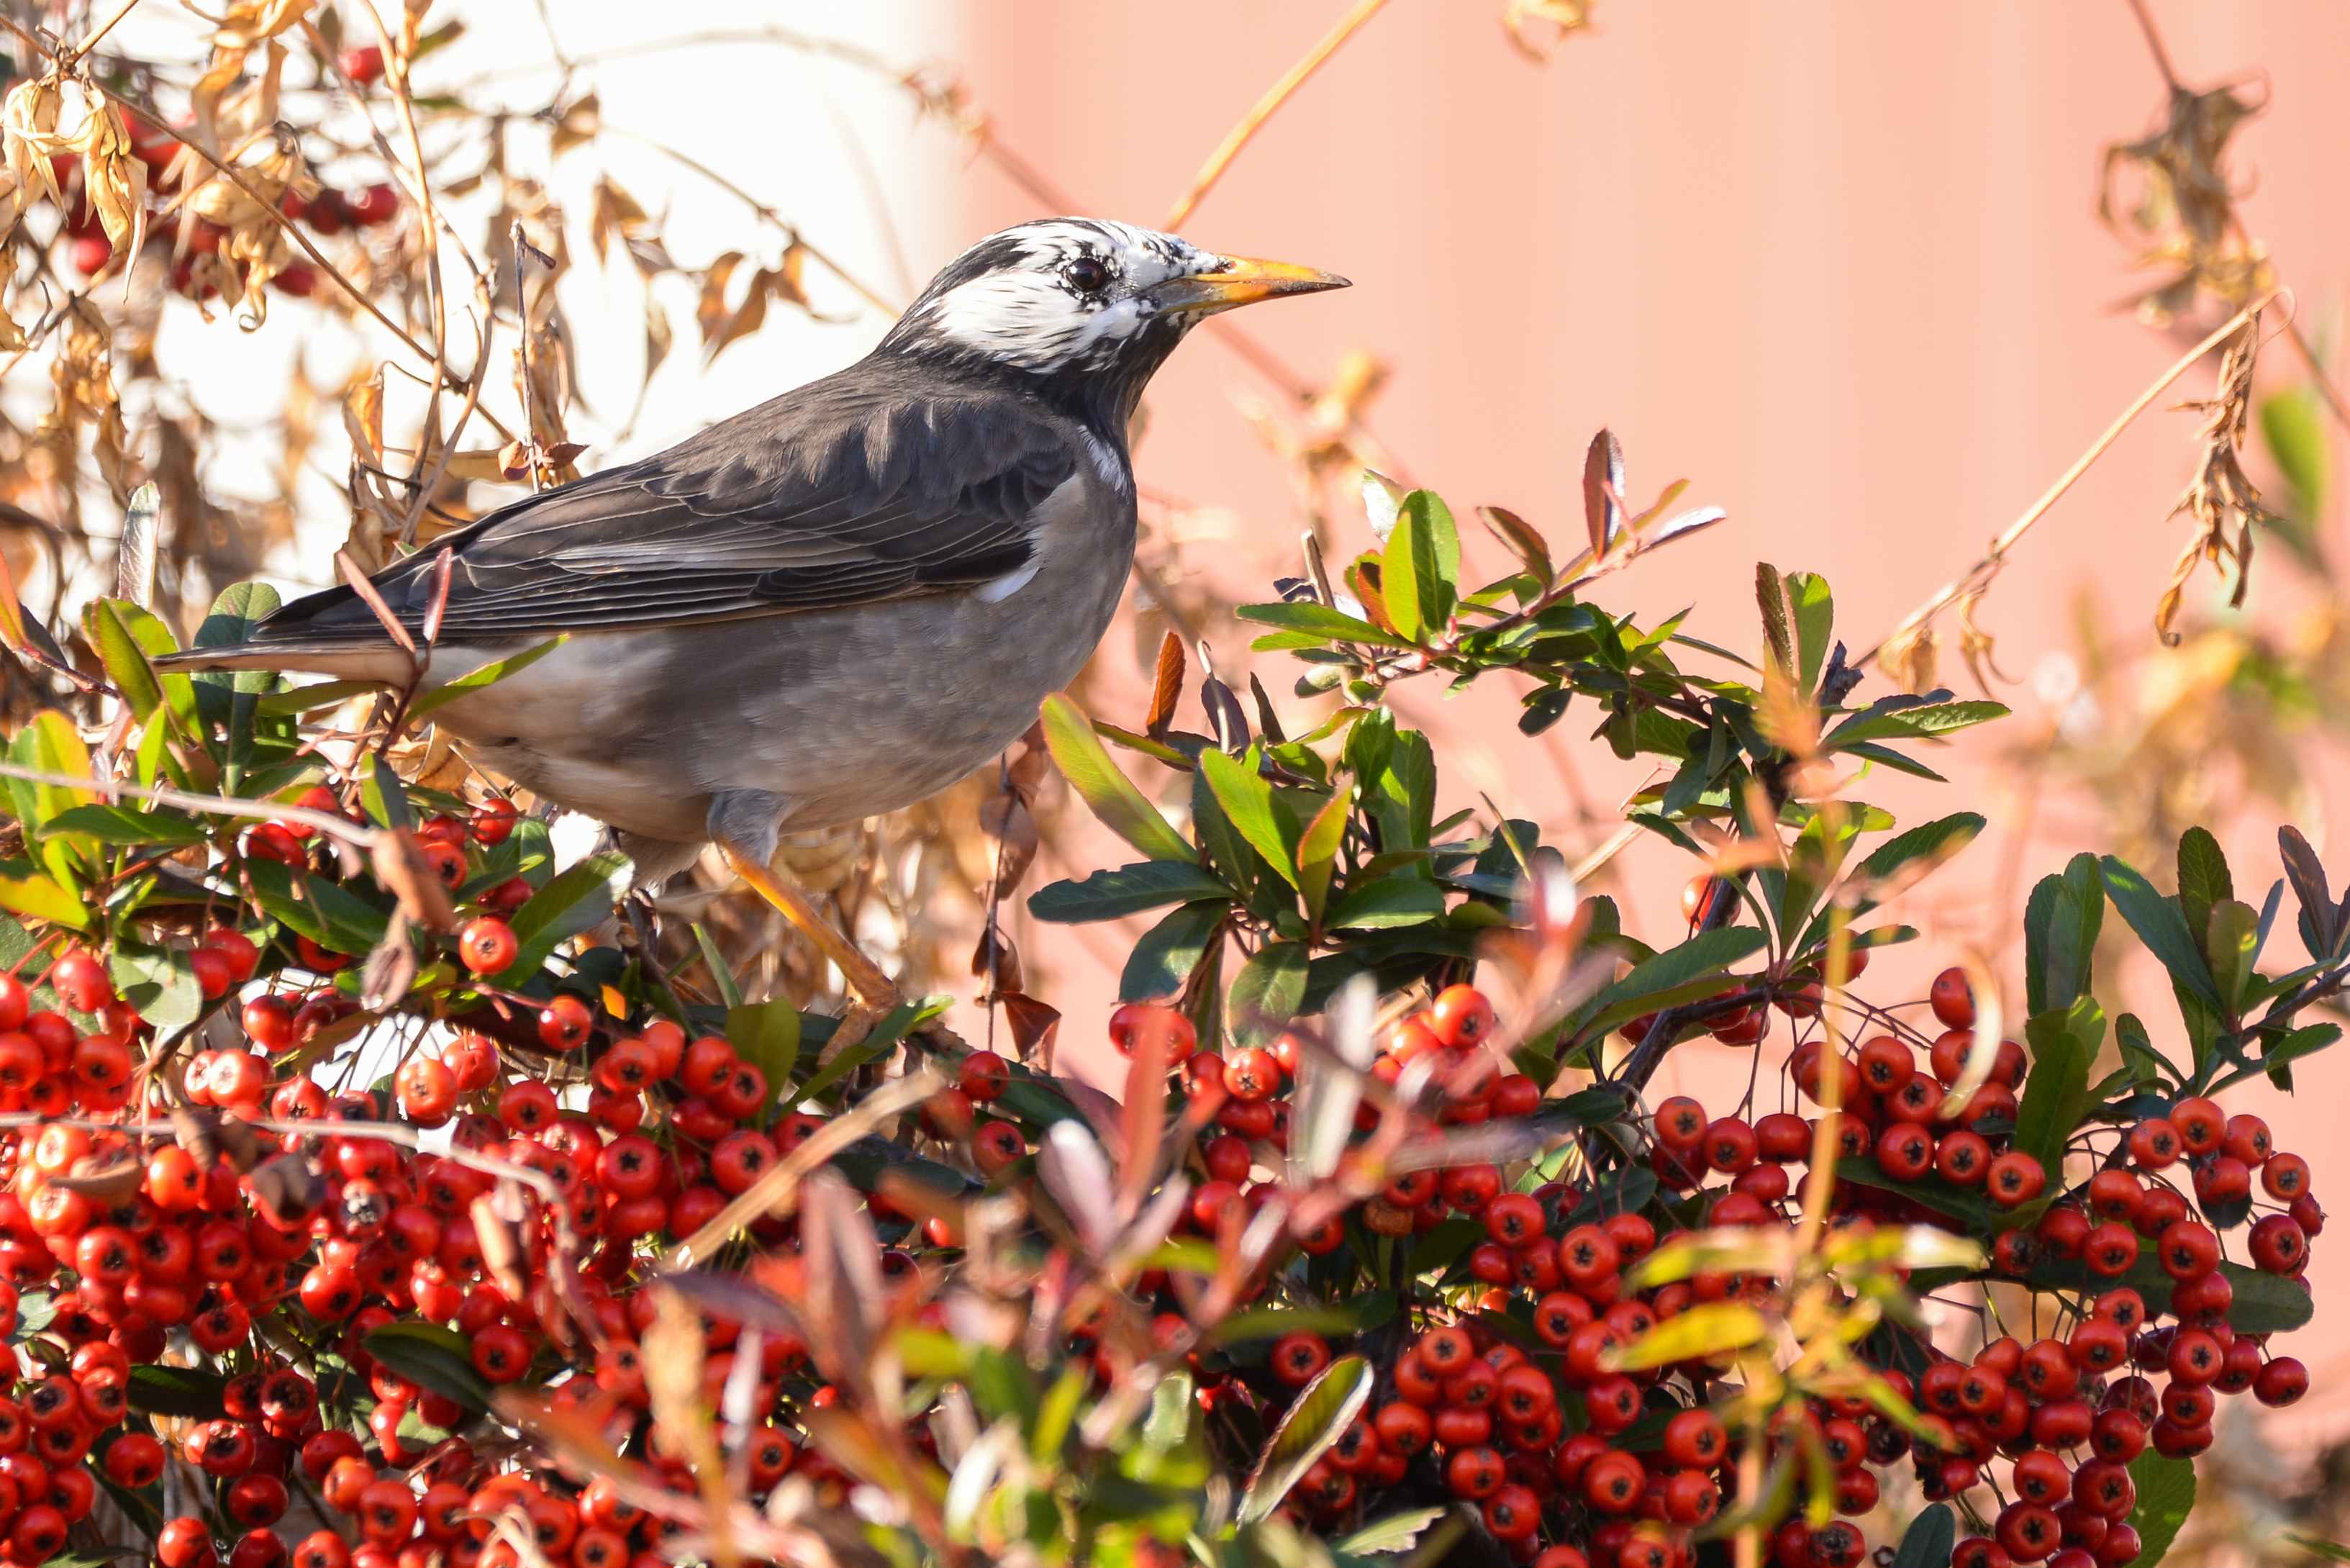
[717,840,904,1059]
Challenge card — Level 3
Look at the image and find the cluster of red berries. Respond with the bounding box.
[0,783,921,1568]
[0,753,2324,1568]
[1051,969,2317,1568]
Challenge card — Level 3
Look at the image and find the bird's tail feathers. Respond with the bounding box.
[151,643,410,684]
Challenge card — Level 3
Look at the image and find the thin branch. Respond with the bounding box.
[2124,0,2184,92]
[0,761,381,846]
[1857,289,2278,670]
[63,0,143,68]
[1163,0,1390,232]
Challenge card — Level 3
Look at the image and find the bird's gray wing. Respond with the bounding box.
[251,376,1084,648]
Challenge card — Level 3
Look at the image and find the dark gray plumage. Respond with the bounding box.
[158,217,1344,990]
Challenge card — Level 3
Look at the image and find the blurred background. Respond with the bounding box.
[6,1,2350,1546]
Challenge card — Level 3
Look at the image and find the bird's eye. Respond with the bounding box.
[1063,256,1111,296]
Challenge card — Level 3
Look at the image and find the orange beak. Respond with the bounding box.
[1150,254,1351,315]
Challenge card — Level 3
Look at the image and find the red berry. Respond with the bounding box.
[456,915,517,975]
[339,45,385,83]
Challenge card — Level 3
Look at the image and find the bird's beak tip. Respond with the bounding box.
[1158,253,1351,314]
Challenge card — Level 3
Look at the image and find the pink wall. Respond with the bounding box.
[943,2,2350,1442]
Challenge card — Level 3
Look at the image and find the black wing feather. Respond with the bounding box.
[253,363,1084,648]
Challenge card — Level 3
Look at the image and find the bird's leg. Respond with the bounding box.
[716,843,899,1054]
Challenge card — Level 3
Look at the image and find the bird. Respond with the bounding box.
[158,217,1347,1039]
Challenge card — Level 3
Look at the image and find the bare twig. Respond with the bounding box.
[1857,289,2279,670]
[0,761,381,846]
[63,0,144,68]
[1163,0,1391,231]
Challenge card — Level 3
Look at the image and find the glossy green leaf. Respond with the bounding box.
[1238,599,1414,650]
[1239,1355,1373,1525]
[1027,861,1232,923]
[45,804,207,848]
[1038,694,1193,863]
[363,1321,494,1413]
[1118,899,1227,1001]
[2100,856,2225,1012]
[1890,1505,1956,1568]
[726,995,801,1112]
[1228,941,1308,1046]
[1785,571,1833,692]
[1325,871,1446,930]
[106,944,201,1031]
[1823,697,2008,747]
[2177,827,2233,958]
[489,851,632,985]
[1198,748,1300,891]
[191,581,283,784]
[1297,788,1351,923]
[2015,997,2100,1174]
[2025,853,2105,1015]
[1207,1292,1397,1346]
[2125,1453,2196,1568]
[407,635,569,720]
[2205,899,2258,1015]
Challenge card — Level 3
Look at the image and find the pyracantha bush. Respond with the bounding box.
[0,468,2340,1568]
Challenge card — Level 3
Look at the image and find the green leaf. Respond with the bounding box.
[2177,827,2233,958]
[726,996,801,1114]
[44,804,207,848]
[1239,1355,1374,1525]
[1325,871,1446,930]
[1382,491,1458,641]
[2257,1023,2340,1089]
[2015,997,2101,1174]
[2261,386,2330,516]
[127,1363,227,1418]
[1296,788,1351,923]
[1027,861,1233,923]
[1228,941,1308,1046]
[407,635,570,720]
[1607,1301,1766,1370]
[1571,927,1766,1048]
[1785,571,1833,693]
[1038,694,1194,863]
[254,680,379,717]
[361,756,414,833]
[2100,856,2225,1012]
[1198,748,1300,891]
[2025,853,2106,1015]
[2205,899,2258,1015]
[2115,1012,2177,1089]
[1207,1292,1397,1346]
[2285,1539,2350,1566]
[106,944,202,1032]
[2125,1453,2196,1568]
[1756,563,1795,678]
[1119,899,1227,1001]
[363,1321,494,1413]
[1835,1159,2002,1231]
[85,599,171,726]
[1333,1508,1451,1556]
[1854,812,1982,888]
[489,851,632,985]
[0,866,86,928]
[1823,698,2009,747]
[242,861,390,956]
[792,997,952,1109]
[1237,599,1414,651]
[1890,1505,1956,1568]
[191,581,283,784]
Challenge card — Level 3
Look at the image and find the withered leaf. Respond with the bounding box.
[1144,630,1185,740]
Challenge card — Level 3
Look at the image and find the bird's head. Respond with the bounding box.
[879,218,1346,425]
